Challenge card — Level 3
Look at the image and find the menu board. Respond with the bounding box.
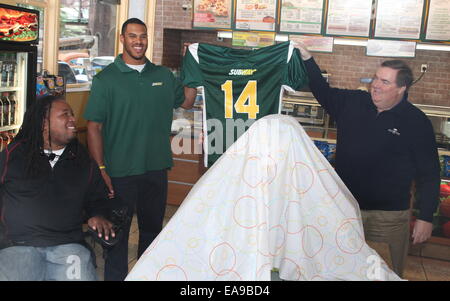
[279,0,324,34]
[232,31,275,47]
[374,0,424,40]
[366,39,416,58]
[290,35,333,53]
[0,4,39,43]
[235,0,278,31]
[193,0,233,29]
[325,0,372,37]
[425,0,450,41]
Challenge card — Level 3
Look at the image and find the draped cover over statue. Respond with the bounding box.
[126,115,401,281]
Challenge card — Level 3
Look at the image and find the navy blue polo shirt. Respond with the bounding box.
[304,58,440,222]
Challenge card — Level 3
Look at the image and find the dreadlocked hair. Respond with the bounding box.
[14,95,63,177]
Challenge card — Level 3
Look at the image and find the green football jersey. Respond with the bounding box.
[181,41,308,166]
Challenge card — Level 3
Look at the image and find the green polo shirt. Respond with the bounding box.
[84,55,184,177]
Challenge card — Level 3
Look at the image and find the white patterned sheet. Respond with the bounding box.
[126,114,402,281]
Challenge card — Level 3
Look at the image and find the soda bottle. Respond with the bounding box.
[7,130,15,145]
[2,131,10,146]
[9,92,16,125]
[0,94,3,127]
[0,61,3,87]
[1,92,10,126]
[8,54,16,87]
[0,61,8,87]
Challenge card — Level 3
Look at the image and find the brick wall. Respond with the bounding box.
[180,30,233,47]
[152,0,450,106]
[153,0,193,64]
[162,29,182,69]
[153,0,164,64]
[160,29,233,70]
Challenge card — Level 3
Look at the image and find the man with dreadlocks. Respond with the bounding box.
[0,95,114,281]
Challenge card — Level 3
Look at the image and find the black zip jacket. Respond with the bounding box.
[304,58,440,222]
[0,140,109,247]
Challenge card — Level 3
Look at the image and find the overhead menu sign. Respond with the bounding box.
[290,35,333,53]
[232,31,275,47]
[425,0,450,41]
[366,39,416,58]
[374,0,424,40]
[193,0,233,29]
[325,0,372,37]
[235,0,278,31]
[279,0,324,34]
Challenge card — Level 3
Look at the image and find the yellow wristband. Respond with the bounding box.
[99,165,106,170]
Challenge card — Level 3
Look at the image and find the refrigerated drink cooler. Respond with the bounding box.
[0,3,39,151]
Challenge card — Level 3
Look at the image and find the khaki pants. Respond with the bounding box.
[361,210,410,278]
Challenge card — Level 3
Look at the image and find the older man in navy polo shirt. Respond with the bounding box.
[296,43,440,277]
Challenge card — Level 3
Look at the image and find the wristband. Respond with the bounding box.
[99,165,106,170]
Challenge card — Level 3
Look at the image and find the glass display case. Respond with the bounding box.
[169,88,205,206]
[414,104,450,243]
[282,91,337,141]
[281,90,337,163]
[171,90,203,140]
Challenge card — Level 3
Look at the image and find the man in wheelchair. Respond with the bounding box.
[0,95,116,281]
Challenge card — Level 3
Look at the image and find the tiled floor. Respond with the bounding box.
[91,205,450,281]
[403,256,450,281]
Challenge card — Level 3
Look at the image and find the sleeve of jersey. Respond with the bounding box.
[284,47,309,91]
[181,46,204,88]
[83,77,108,123]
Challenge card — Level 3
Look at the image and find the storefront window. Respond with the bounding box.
[59,0,117,85]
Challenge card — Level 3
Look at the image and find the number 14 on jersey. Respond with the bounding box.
[221,80,259,119]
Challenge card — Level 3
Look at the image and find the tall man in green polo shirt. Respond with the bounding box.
[84,18,196,281]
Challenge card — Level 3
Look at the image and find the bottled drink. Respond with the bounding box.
[2,131,11,146]
[8,56,16,87]
[1,92,11,126]
[0,94,3,127]
[9,93,16,125]
[7,130,15,145]
[0,53,4,88]
[13,62,18,87]
[0,61,8,87]
[4,93,10,126]
[0,94,5,127]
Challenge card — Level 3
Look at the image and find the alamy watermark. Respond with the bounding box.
[366,255,385,281]
[66,255,81,280]
[171,113,282,157]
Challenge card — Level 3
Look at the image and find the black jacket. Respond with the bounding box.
[304,58,440,222]
[0,139,109,247]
